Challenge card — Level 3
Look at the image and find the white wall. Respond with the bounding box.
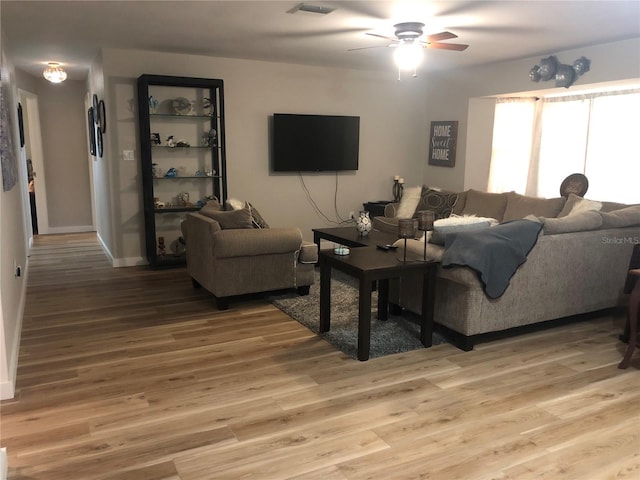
[423,38,640,191]
[100,48,429,264]
[0,48,29,400]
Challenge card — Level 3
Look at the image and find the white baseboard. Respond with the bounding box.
[0,448,7,480]
[47,225,95,234]
[0,258,28,401]
[96,232,147,268]
[112,256,148,267]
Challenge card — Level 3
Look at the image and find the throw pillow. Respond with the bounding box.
[247,202,270,229]
[395,186,422,218]
[541,210,603,235]
[558,193,603,217]
[199,201,224,215]
[199,207,253,229]
[599,205,640,228]
[461,189,509,221]
[224,198,245,211]
[416,187,460,219]
[502,192,566,221]
[430,214,496,245]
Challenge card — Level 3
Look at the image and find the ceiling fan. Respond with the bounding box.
[350,22,468,77]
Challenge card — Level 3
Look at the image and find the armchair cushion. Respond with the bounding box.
[299,241,318,264]
[213,227,303,258]
[200,207,253,229]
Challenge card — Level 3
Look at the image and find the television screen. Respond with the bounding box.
[272,113,360,172]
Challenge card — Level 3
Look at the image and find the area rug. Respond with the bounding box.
[266,270,446,359]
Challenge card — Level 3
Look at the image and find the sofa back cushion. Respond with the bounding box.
[558,193,603,217]
[502,192,566,221]
[599,205,640,228]
[542,210,603,234]
[461,189,508,221]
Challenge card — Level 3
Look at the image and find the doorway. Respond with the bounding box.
[18,89,49,235]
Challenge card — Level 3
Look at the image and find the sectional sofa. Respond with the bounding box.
[373,187,640,350]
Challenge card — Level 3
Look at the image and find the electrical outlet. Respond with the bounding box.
[349,211,355,220]
[14,260,21,278]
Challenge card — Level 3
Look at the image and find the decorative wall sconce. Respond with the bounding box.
[529,55,590,89]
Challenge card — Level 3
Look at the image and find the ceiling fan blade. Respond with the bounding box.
[348,45,390,52]
[366,32,397,42]
[428,42,469,51]
[265,27,368,39]
[425,31,458,42]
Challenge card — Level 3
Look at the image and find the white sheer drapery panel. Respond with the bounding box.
[536,98,590,199]
[488,98,536,194]
[584,93,640,204]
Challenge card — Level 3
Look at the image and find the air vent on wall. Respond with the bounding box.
[287,3,335,15]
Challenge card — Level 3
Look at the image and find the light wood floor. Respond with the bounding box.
[2,233,639,480]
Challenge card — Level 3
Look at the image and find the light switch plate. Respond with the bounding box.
[123,150,135,161]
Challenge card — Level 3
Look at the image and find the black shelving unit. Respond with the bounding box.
[137,74,227,267]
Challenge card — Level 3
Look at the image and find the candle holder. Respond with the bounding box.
[417,210,435,261]
[397,218,416,263]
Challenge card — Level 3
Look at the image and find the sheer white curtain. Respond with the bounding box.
[536,97,590,199]
[488,89,640,203]
[583,92,640,204]
[488,98,536,194]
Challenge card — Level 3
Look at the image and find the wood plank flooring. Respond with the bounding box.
[1,232,638,479]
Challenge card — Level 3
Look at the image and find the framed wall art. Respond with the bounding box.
[88,107,96,156]
[428,120,458,168]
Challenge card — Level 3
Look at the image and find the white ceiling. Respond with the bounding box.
[2,1,640,81]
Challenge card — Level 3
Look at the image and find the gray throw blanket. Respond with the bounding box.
[442,219,544,299]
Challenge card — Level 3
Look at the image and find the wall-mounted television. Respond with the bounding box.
[272,113,360,172]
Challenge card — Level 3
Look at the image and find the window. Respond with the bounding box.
[489,89,640,204]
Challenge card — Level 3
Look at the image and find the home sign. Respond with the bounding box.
[428,120,458,168]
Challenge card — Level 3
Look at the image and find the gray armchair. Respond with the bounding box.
[182,209,316,310]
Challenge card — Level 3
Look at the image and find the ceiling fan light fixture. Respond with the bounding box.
[43,62,67,83]
[393,43,424,71]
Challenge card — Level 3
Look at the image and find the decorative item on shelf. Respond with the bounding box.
[417,210,435,262]
[166,135,176,147]
[171,237,186,255]
[177,191,190,207]
[205,169,215,177]
[164,168,178,178]
[397,218,416,263]
[202,97,212,116]
[355,211,372,237]
[158,236,166,256]
[151,132,161,145]
[148,96,159,113]
[152,163,158,178]
[392,176,404,202]
[201,128,217,147]
[175,139,190,147]
[195,170,204,177]
[172,97,192,115]
[529,55,591,89]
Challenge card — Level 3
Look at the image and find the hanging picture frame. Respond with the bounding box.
[97,128,103,158]
[88,107,96,156]
[428,120,458,168]
[97,99,106,134]
[17,102,25,147]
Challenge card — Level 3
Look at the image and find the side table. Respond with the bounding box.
[363,200,393,219]
[319,246,438,361]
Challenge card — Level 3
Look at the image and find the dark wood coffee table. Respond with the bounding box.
[312,227,399,256]
[319,246,438,361]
